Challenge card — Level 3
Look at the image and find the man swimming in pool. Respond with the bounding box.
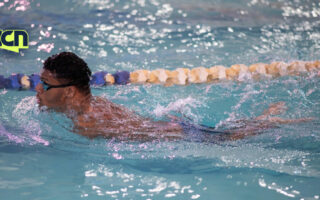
[36,52,313,142]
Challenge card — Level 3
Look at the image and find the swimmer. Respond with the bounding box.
[36,52,313,142]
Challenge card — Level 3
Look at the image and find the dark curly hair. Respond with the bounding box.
[43,52,92,95]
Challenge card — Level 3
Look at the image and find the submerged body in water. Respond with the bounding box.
[36,52,313,142]
[71,98,312,142]
[73,96,184,140]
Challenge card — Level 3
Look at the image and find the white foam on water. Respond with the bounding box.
[0,123,24,143]
[152,96,201,118]
[0,89,7,95]
[12,96,49,146]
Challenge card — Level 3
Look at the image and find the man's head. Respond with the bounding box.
[36,52,92,111]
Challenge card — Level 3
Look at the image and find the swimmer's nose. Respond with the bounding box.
[35,83,44,94]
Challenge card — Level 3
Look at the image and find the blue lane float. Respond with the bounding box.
[0,60,319,90]
[0,70,131,90]
[7,74,23,89]
[90,71,109,86]
[29,74,41,89]
[113,71,130,85]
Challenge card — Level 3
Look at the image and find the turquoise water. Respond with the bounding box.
[1,0,320,199]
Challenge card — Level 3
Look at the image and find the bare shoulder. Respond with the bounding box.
[90,96,127,114]
[73,96,144,138]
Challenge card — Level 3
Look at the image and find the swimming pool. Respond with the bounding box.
[1,0,320,199]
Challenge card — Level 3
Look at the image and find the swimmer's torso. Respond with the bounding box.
[73,97,183,140]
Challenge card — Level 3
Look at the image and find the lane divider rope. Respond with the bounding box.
[0,60,319,90]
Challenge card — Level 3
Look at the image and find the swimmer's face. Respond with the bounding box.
[36,69,71,111]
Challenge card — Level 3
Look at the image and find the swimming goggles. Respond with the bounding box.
[40,80,76,91]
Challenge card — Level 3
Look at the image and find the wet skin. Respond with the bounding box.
[36,69,184,141]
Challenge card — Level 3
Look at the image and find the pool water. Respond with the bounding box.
[1,0,320,199]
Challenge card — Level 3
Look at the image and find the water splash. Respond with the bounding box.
[0,123,24,143]
[153,96,201,118]
[12,96,49,146]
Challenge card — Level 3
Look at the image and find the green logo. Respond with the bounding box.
[0,29,29,53]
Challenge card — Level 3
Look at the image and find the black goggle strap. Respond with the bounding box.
[40,80,76,91]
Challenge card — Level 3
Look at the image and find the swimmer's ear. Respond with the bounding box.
[64,86,76,98]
